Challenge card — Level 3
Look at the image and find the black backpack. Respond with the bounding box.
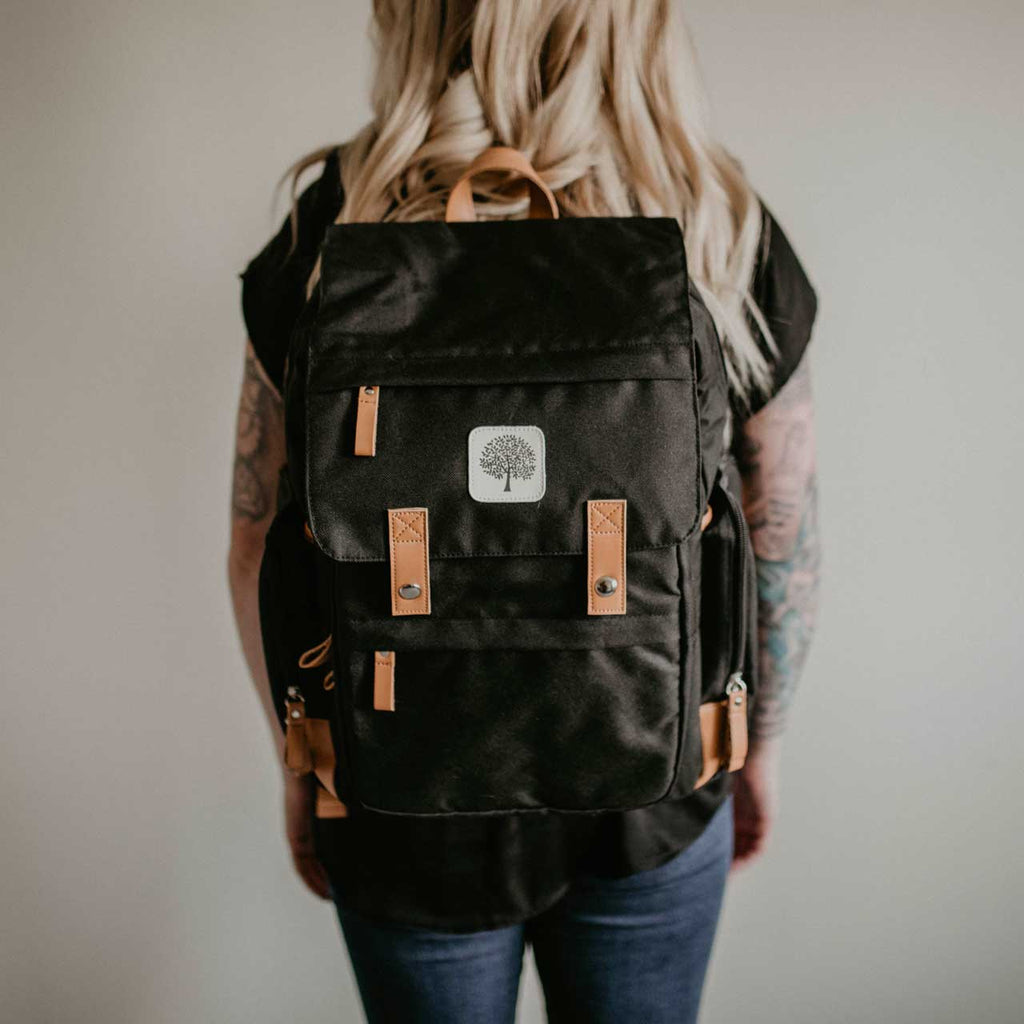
[260,147,756,819]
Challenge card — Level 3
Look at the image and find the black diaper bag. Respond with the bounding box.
[259,147,757,819]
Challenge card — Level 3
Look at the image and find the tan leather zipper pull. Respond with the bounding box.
[354,385,380,456]
[284,687,313,776]
[725,674,749,772]
[373,650,396,711]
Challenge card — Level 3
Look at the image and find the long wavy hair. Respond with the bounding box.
[286,0,775,403]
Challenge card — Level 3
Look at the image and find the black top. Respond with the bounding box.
[240,147,818,932]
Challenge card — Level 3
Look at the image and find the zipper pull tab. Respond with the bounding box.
[284,686,313,777]
[373,650,396,712]
[354,385,380,456]
[725,674,749,773]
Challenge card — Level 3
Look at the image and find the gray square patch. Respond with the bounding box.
[468,425,546,503]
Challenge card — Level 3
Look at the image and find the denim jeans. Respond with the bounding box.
[334,796,733,1024]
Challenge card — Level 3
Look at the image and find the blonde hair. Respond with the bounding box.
[286,0,776,404]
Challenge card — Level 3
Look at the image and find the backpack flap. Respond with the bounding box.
[305,217,703,562]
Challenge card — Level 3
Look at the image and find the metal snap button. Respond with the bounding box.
[398,583,422,600]
[594,576,618,597]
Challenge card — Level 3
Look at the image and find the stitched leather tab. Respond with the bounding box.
[388,508,431,616]
[354,386,380,456]
[587,500,626,616]
[373,650,396,711]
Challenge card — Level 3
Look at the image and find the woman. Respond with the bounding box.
[229,2,820,1021]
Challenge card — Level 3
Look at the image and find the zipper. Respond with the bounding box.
[716,470,752,771]
[718,475,752,691]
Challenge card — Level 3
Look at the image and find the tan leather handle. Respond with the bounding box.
[445,146,559,223]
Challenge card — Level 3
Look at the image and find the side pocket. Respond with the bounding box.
[259,500,347,817]
[699,475,756,702]
[258,500,335,723]
[694,470,755,788]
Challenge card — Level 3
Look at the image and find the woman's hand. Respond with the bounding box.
[731,738,781,870]
[284,772,331,900]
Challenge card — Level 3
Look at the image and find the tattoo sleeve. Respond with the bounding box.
[232,346,285,524]
[735,360,822,741]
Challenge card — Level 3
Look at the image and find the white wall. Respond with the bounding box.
[1,2,1021,1021]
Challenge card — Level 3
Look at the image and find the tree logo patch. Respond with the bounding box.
[468,426,546,503]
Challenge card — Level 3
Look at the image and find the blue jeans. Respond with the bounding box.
[334,796,733,1024]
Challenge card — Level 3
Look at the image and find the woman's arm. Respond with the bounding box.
[228,342,287,759]
[731,358,822,866]
[737,358,822,742]
[227,342,329,899]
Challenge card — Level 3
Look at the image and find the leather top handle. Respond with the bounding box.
[445,146,559,223]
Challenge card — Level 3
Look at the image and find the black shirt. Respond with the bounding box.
[240,147,818,932]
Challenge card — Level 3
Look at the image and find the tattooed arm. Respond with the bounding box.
[227,342,287,758]
[736,358,821,740]
[731,357,822,866]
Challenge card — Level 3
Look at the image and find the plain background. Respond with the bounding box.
[2,1,1022,1021]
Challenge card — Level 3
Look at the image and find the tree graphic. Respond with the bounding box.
[478,433,537,493]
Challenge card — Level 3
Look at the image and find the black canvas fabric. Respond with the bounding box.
[298,210,720,817]
[241,148,818,929]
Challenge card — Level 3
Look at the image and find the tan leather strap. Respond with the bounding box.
[726,682,749,772]
[373,650,396,711]
[354,385,380,456]
[315,786,349,819]
[587,500,627,616]
[445,146,559,223]
[305,718,349,818]
[694,701,726,790]
[305,719,339,797]
[283,697,313,777]
[284,708,349,817]
[388,508,432,616]
[694,691,750,789]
